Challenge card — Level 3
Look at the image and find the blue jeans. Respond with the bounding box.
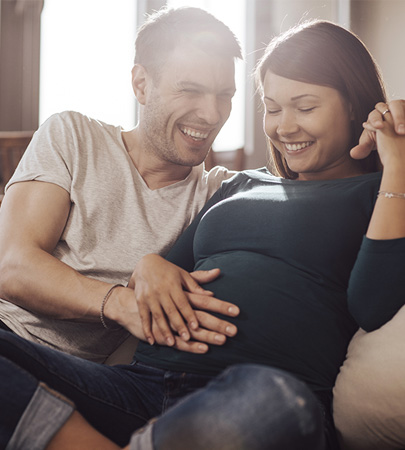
[0,330,327,449]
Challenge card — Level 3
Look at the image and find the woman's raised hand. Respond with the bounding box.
[373,102,405,168]
[351,100,405,160]
[364,102,405,240]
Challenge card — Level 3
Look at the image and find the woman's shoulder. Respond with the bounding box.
[219,167,281,196]
[223,167,278,185]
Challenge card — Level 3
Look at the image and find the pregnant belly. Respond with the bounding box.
[192,251,353,387]
[136,251,354,392]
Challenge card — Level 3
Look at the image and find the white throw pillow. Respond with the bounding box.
[333,304,405,450]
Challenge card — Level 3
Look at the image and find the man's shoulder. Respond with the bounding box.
[42,111,119,136]
[43,110,89,126]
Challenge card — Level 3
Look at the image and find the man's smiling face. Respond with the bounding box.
[141,43,236,167]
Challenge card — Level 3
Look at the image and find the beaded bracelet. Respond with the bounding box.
[378,191,405,199]
[100,284,124,329]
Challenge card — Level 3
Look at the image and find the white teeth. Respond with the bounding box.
[180,127,209,140]
[285,142,312,151]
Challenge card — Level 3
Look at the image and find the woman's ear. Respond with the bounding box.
[131,64,148,105]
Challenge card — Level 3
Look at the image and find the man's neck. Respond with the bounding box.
[121,128,193,190]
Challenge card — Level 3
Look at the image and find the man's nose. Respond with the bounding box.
[195,95,223,125]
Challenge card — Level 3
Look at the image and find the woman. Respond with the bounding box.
[1,19,404,450]
[130,19,405,449]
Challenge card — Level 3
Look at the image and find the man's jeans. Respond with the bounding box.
[0,330,326,449]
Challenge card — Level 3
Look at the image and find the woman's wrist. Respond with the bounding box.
[380,164,405,192]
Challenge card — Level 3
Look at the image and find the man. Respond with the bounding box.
[0,6,242,363]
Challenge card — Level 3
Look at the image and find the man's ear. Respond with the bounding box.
[132,64,149,105]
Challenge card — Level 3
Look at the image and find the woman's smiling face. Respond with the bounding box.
[263,71,362,181]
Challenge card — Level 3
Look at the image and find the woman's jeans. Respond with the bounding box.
[0,330,327,450]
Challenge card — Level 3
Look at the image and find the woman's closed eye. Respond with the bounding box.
[298,106,316,113]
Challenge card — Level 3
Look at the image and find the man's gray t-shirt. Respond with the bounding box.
[0,111,234,362]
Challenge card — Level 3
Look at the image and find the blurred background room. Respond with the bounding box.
[0,0,404,187]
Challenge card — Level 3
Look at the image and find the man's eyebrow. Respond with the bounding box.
[264,94,321,102]
[177,81,202,89]
[178,81,236,94]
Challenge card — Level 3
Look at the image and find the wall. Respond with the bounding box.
[351,0,405,100]
[0,0,43,131]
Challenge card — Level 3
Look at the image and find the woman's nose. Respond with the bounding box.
[276,111,300,136]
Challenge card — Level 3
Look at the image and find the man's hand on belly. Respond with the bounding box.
[129,254,239,353]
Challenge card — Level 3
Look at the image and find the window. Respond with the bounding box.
[40,0,136,129]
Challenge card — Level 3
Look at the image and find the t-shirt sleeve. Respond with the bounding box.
[5,112,75,194]
[348,236,405,331]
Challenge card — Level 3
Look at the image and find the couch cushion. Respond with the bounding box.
[333,304,405,450]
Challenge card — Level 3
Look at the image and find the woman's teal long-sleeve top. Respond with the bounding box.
[135,169,405,393]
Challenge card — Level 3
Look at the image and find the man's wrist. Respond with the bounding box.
[103,286,145,340]
[100,284,125,329]
[103,285,128,322]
